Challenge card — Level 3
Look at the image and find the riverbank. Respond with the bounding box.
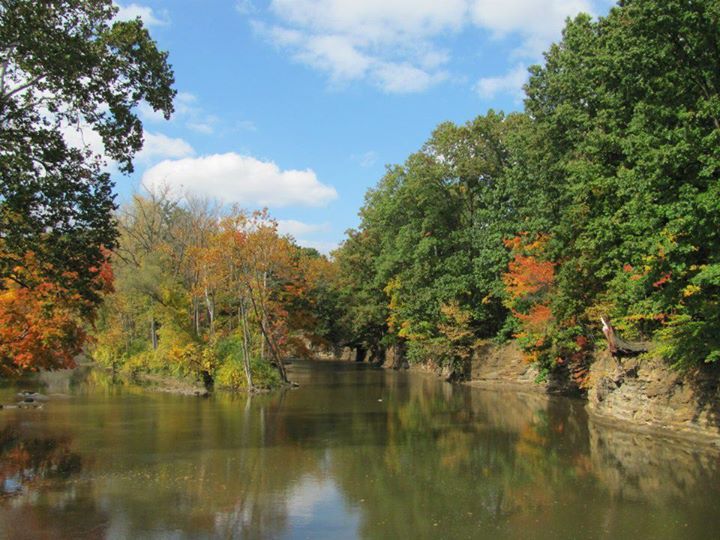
[380,342,720,447]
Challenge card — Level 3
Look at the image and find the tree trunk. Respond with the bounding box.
[239,300,254,389]
[260,271,267,361]
[601,317,648,357]
[193,297,200,336]
[204,287,214,335]
[150,317,158,350]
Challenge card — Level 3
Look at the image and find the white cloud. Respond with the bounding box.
[115,3,169,27]
[470,0,592,39]
[258,0,466,93]
[62,123,106,159]
[137,101,168,122]
[270,0,467,42]
[256,0,602,94]
[374,62,447,93]
[138,91,227,135]
[62,124,194,169]
[298,34,373,81]
[277,219,330,237]
[295,239,338,255]
[142,153,338,207]
[136,132,195,162]
[475,64,528,100]
[175,92,199,115]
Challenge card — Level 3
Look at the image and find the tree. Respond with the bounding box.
[334,112,521,374]
[525,0,720,368]
[0,0,175,372]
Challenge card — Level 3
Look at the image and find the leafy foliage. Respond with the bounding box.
[335,0,720,377]
[91,192,335,390]
[0,0,174,374]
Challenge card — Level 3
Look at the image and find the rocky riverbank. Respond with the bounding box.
[380,341,720,446]
[586,352,720,445]
[470,345,720,445]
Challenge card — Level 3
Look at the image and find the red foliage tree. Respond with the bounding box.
[502,235,555,362]
[0,250,113,376]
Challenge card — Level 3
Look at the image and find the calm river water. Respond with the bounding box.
[1,360,719,539]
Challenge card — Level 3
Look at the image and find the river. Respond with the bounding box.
[1,360,719,539]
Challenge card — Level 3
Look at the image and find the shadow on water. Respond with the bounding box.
[0,359,719,539]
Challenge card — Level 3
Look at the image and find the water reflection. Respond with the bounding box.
[0,424,82,497]
[0,361,719,539]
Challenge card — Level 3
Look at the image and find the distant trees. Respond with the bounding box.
[0,0,175,374]
[334,0,720,377]
[92,191,336,390]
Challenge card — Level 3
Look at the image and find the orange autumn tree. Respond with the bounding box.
[502,234,555,364]
[0,250,113,376]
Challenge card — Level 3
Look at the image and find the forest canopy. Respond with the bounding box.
[331,0,720,379]
[2,0,718,387]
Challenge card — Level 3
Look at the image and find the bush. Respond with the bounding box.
[213,334,282,391]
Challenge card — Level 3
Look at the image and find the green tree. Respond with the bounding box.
[0,0,175,316]
[525,0,720,368]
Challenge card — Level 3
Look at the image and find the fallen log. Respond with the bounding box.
[601,317,648,357]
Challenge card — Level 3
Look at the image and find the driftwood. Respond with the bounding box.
[601,317,648,357]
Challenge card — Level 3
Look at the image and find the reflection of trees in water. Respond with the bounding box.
[61,390,324,539]
[0,424,111,539]
[328,374,720,540]
[0,424,82,497]
[2,362,720,539]
[588,421,720,536]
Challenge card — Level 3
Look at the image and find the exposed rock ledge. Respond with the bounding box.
[465,342,720,445]
[586,351,720,445]
[467,341,579,395]
[322,340,720,444]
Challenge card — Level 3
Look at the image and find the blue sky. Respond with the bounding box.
[110,0,616,253]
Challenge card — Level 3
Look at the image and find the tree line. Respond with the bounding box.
[330,0,720,381]
[2,1,718,389]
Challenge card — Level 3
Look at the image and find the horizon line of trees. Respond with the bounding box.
[3,1,718,391]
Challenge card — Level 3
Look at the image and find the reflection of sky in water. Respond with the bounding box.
[1,362,720,540]
[2,477,22,496]
[283,475,361,540]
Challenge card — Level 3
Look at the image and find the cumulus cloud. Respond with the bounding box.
[256,0,467,93]
[142,153,338,207]
[277,219,331,237]
[136,132,195,162]
[475,64,528,100]
[470,0,594,56]
[115,3,169,27]
[255,0,601,94]
[62,123,193,167]
[270,0,467,42]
